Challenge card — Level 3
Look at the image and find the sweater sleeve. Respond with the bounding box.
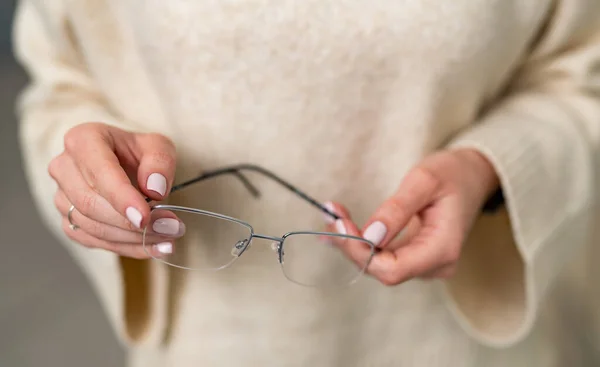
[13,0,167,346]
[444,0,600,347]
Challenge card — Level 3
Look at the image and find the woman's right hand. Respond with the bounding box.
[49,122,185,259]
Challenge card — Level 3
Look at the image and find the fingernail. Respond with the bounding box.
[363,221,387,246]
[323,201,337,224]
[154,242,173,254]
[147,173,167,196]
[335,220,346,235]
[126,207,142,228]
[152,218,185,236]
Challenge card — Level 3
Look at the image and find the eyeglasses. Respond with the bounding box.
[142,164,376,288]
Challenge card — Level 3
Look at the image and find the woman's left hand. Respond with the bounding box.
[326,148,499,285]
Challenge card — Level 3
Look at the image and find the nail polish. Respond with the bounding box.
[335,220,347,235]
[323,201,336,224]
[154,242,173,254]
[152,218,185,236]
[147,173,167,196]
[363,221,387,246]
[126,207,142,228]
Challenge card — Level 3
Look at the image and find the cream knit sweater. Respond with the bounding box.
[13,0,600,366]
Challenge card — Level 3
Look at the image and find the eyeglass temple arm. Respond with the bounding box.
[161,164,340,221]
[144,169,258,202]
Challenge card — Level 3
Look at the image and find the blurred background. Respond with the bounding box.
[0,1,125,366]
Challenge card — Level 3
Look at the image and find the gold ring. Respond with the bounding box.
[67,204,79,230]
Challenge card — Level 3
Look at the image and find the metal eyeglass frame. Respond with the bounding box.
[143,164,376,287]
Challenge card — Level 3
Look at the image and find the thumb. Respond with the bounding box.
[134,133,177,201]
[362,168,440,249]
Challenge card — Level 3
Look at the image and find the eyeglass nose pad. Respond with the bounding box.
[271,241,284,263]
[231,239,250,257]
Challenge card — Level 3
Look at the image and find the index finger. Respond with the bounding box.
[64,125,149,229]
[369,196,461,285]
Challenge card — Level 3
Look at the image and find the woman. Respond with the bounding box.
[13,0,600,366]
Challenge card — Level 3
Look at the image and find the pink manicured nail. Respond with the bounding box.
[147,173,167,196]
[335,220,346,235]
[323,201,337,224]
[363,221,387,246]
[152,218,185,236]
[126,207,142,228]
[154,242,173,254]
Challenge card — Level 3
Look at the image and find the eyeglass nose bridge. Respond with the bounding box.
[251,233,284,242]
[236,233,285,262]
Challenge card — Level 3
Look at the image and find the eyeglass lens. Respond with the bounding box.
[143,208,373,287]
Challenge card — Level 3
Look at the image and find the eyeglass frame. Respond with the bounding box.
[143,164,376,286]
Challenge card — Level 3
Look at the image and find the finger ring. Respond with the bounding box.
[68,204,80,231]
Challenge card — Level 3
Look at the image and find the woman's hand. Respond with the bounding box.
[49,122,185,259]
[326,148,499,285]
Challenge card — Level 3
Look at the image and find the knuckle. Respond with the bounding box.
[89,220,108,239]
[122,218,139,232]
[104,189,120,209]
[63,126,84,153]
[379,270,405,286]
[64,122,106,153]
[411,166,441,192]
[379,276,397,286]
[412,165,436,182]
[47,159,59,179]
[151,150,176,167]
[48,154,66,180]
[385,196,407,220]
[442,246,461,265]
[75,191,98,217]
[81,166,100,189]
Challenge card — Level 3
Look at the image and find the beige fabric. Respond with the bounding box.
[13,0,600,365]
